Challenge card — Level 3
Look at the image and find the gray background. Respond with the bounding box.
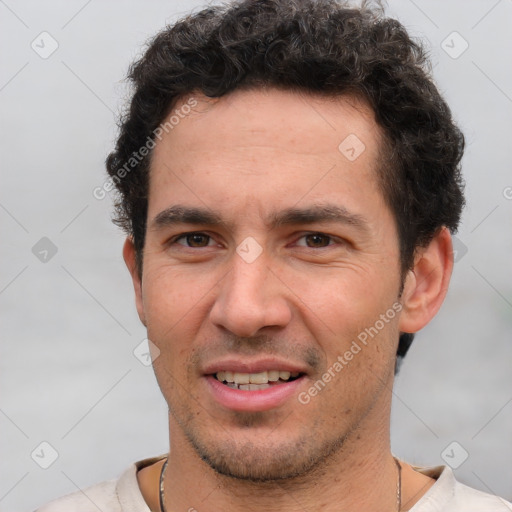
[1,0,511,510]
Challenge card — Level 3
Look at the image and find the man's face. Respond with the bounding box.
[131,88,405,480]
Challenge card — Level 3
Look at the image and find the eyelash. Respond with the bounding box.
[169,232,342,249]
[171,232,218,248]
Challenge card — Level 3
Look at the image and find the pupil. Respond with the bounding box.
[188,234,208,247]
[307,234,328,247]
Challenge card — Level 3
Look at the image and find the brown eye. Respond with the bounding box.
[302,233,333,248]
[175,233,212,247]
[188,234,210,247]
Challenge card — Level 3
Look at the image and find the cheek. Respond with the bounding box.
[288,269,401,371]
[303,314,399,410]
[286,265,392,326]
[141,263,211,349]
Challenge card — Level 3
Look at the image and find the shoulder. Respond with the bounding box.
[34,454,166,512]
[411,464,512,511]
[35,478,120,512]
[449,480,512,511]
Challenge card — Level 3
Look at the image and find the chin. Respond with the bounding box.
[185,424,347,483]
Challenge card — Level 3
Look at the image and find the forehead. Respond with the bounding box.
[165,87,380,159]
[148,87,387,226]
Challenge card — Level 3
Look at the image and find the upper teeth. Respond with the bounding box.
[216,370,299,384]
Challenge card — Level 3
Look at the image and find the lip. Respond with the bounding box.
[202,357,308,375]
[204,374,306,412]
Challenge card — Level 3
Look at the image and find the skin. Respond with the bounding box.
[124,87,453,511]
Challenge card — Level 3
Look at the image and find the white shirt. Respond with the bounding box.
[36,454,512,512]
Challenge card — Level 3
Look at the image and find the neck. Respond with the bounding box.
[163,413,400,512]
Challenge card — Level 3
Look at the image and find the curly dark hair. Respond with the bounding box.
[105,0,465,366]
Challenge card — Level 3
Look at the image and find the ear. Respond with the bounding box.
[123,237,146,326]
[398,227,454,334]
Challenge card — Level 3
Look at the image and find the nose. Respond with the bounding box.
[209,249,293,338]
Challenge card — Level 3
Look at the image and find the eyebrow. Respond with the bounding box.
[269,205,369,232]
[152,206,225,230]
[151,204,370,233]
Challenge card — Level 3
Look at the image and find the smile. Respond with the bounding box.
[214,370,302,390]
[205,373,306,412]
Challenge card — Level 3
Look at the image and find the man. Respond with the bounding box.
[37,0,511,510]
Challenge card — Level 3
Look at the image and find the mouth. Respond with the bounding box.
[202,362,308,412]
[213,370,303,391]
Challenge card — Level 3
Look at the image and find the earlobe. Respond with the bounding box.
[122,237,146,326]
[398,227,454,334]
